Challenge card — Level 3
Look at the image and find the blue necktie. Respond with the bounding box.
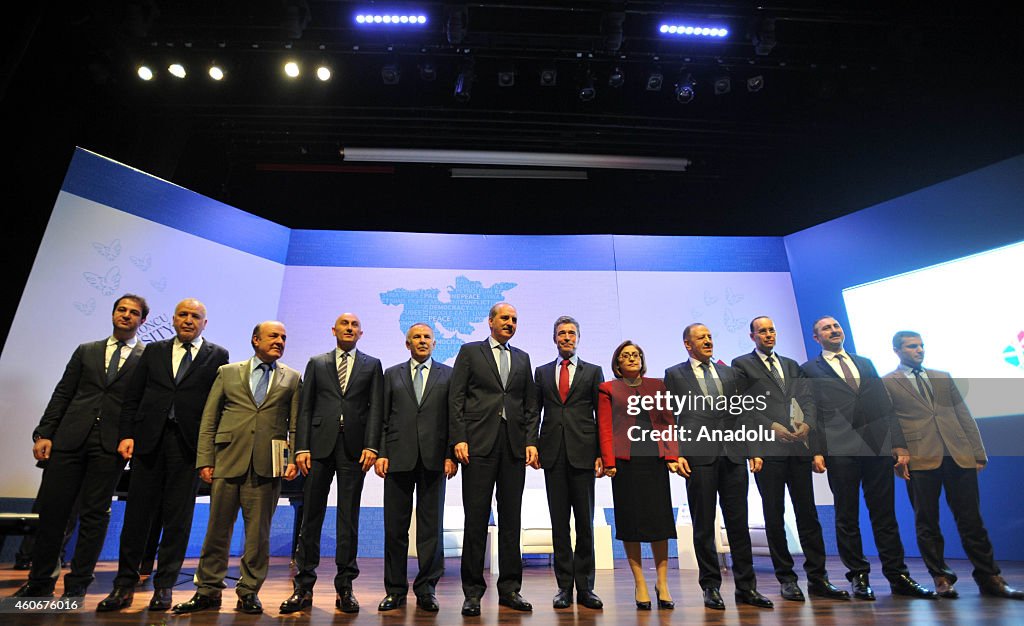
[414,363,425,405]
[175,343,193,384]
[253,363,271,406]
[106,340,126,383]
[701,362,719,399]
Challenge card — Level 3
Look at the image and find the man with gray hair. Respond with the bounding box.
[534,316,605,610]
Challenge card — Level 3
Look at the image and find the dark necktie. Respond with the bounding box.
[912,366,934,405]
[765,355,786,392]
[175,343,193,384]
[253,363,271,406]
[834,353,859,391]
[338,352,349,394]
[700,362,719,398]
[414,363,425,405]
[106,340,126,383]
[558,358,570,403]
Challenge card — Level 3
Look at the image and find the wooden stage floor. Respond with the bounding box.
[3,556,1023,625]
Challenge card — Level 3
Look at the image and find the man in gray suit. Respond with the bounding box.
[173,321,300,615]
[283,313,383,614]
[374,323,457,612]
[884,330,1023,600]
[13,294,148,598]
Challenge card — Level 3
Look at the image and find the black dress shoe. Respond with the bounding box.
[11,582,53,598]
[416,593,439,612]
[890,574,938,599]
[336,589,360,613]
[97,586,134,611]
[461,596,481,616]
[851,573,876,601]
[498,592,532,611]
[780,581,805,602]
[807,579,850,600]
[378,594,407,611]
[172,592,222,614]
[577,590,603,610]
[236,593,263,614]
[12,558,31,571]
[61,585,88,598]
[933,576,959,599]
[736,588,774,608]
[703,588,725,610]
[279,589,312,614]
[552,589,572,609]
[654,586,674,610]
[978,575,1024,599]
[149,588,173,611]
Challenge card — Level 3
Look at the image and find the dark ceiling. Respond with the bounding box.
[3,1,1023,282]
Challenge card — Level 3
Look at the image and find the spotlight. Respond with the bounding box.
[658,23,729,38]
[316,65,331,81]
[713,75,731,95]
[608,65,624,88]
[674,73,695,103]
[746,74,764,92]
[453,65,474,102]
[419,61,437,81]
[208,65,224,80]
[497,68,515,87]
[645,69,663,91]
[168,63,186,79]
[284,61,300,78]
[357,13,428,26]
[578,73,596,101]
[381,64,400,84]
[539,67,557,86]
[137,65,154,81]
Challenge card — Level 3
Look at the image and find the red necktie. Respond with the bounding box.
[558,358,570,403]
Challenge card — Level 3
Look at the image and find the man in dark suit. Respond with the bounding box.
[534,315,604,610]
[801,315,935,600]
[13,294,148,599]
[884,330,1023,600]
[373,323,458,612]
[173,320,300,615]
[732,316,848,602]
[665,322,773,611]
[96,298,229,612]
[449,302,539,616]
[283,313,383,614]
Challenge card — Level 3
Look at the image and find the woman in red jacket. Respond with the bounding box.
[598,340,679,610]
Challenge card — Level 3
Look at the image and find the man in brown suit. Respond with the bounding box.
[173,321,300,615]
[884,330,1022,600]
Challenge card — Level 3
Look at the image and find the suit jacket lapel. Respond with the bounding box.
[419,359,441,404]
[894,373,930,408]
[327,349,343,397]
[162,341,175,381]
[680,361,702,395]
[238,361,257,405]
[110,343,142,384]
[177,341,211,384]
[481,341,503,387]
[754,351,784,392]
[399,360,417,402]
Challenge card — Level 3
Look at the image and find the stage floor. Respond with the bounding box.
[3,556,1024,624]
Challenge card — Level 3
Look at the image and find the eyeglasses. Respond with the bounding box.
[618,351,642,361]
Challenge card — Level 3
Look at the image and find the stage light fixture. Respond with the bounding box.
[608,65,625,88]
[578,73,596,101]
[746,74,764,92]
[539,68,557,86]
[419,61,437,81]
[453,63,474,102]
[208,65,224,80]
[316,65,332,81]
[714,75,731,95]
[137,65,154,81]
[497,68,515,87]
[752,18,776,55]
[381,63,400,84]
[446,6,467,44]
[284,61,300,78]
[168,63,186,78]
[601,12,625,53]
[356,13,427,25]
[658,23,728,38]
[674,73,695,103]
[645,69,663,91]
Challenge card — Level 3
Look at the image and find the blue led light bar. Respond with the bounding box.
[355,13,427,25]
[658,24,729,38]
